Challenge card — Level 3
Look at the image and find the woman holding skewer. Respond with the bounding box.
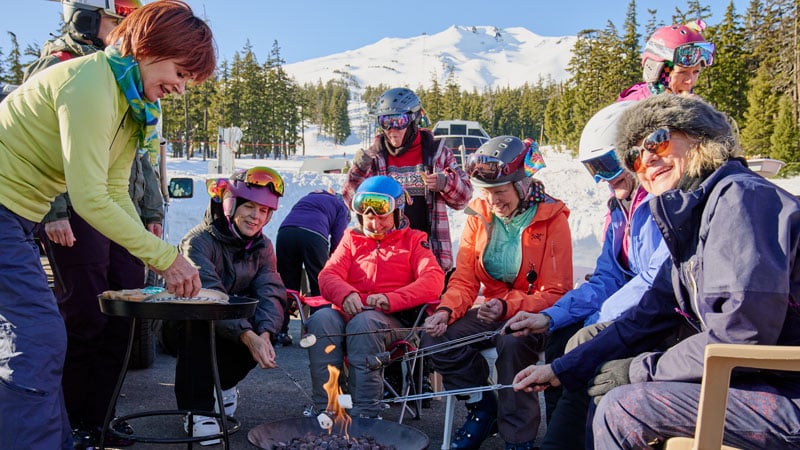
[306,176,444,419]
[422,136,573,450]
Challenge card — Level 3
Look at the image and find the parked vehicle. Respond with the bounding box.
[431,120,490,166]
[0,82,17,102]
[747,158,785,178]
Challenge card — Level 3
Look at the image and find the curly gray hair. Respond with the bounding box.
[615,95,742,177]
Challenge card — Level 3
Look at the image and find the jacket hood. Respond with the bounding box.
[41,34,95,58]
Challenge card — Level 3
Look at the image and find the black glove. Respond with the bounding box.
[353,148,374,171]
[587,357,634,405]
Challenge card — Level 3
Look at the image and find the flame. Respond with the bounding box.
[324,344,336,354]
[322,364,351,438]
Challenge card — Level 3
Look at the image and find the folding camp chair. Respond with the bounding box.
[286,290,436,423]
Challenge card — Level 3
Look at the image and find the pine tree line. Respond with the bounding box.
[1,0,798,171]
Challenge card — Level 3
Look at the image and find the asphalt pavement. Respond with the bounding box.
[113,317,537,449]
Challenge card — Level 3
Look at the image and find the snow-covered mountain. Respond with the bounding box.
[284,25,576,91]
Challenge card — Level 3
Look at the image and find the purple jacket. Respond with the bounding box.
[553,160,800,390]
[279,191,350,252]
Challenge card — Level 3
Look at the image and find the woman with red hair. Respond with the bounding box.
[0,2,215,448]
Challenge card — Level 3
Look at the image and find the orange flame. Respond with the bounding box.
[322,365,351,438]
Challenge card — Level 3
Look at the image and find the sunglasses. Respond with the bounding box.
[465,153,526,183]
[624,128,673,172]
[352,191,398,216]
[673,42,715,68]
[582,150,624,183]
[378,113,413,131]
[240,167,285,196]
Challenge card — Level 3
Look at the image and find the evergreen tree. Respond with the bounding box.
[620,0,642,89]
[700,1,749,124]
[740,65,779,156]
[442,71,462,120]
[770,94,800,170]
[644,9,660,38]
[673,0,713,24]
[4,32,24,84]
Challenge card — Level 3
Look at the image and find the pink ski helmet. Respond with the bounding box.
[642,21,714,84]
[222,167,283,217]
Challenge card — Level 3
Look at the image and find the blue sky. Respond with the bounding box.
[2,0,746,65]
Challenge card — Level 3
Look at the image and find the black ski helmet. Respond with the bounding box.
[468,136,529,188]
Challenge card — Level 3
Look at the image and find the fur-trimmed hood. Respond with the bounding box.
[614,94,734,163]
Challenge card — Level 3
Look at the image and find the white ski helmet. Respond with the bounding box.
[54,0,142,47]
[579,101,636,183]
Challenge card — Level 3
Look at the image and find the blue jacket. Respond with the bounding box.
[541,186,669,331]
[554,160,800,391]
[279,190,350,252]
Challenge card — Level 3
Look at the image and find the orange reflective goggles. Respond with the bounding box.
[238,167,284,196]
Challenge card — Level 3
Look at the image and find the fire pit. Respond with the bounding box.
[248,417,429,449]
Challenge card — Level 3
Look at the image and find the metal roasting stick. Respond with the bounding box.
[276,364,317,407]
[381,384,515,403]
[303,327,425,342]
[400,327,510,361]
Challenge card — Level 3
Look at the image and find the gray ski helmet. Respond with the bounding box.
[467,135,528,188]
[375,87,422,118]
[57,0,142,47]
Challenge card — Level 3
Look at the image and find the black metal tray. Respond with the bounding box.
[98,294,257,320]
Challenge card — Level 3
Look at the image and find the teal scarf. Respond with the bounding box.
[105,45,161,164]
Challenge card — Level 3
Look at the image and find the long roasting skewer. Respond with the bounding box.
[381,384,515,403]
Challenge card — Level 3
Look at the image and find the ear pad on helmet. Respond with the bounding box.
[70,9,102,45]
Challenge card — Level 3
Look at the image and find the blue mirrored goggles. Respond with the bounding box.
[673,42,715,67]
[378,113,413,131]
[582,150,624,183]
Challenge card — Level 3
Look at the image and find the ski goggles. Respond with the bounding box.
[624,128,673,172]
[110,0,143,19]
[465,153,525,183]
[673,42,715,68]
[240,166,285,196]
[582,150,624,183]
[378,113,413,131]
[352,191,397,216]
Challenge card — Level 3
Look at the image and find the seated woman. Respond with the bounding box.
[306,175,444,419]
[175,167,286,444]
[513,95,800,449]
[422,136,573,450]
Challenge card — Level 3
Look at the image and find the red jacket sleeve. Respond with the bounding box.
[318,230,358,308]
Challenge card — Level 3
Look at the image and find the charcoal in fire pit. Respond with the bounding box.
[274,430,397,449]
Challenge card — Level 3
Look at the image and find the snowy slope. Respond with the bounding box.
[284,25,576,91]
